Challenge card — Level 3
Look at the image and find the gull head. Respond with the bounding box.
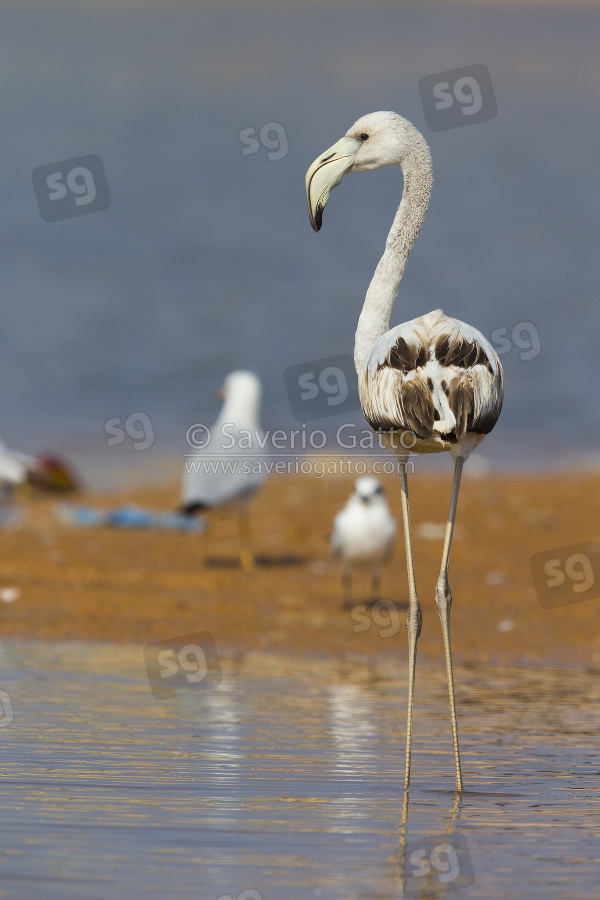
[218,370,262,424]
[353,476,386,507]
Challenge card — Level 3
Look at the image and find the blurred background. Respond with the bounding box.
[0,0,598,485]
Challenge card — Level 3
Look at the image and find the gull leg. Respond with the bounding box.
[238,505,255,571]
[202,517,211,567]
[342,564,352,606]
[370,565,382,602]
[436,457,464,791]
[399,463,422,790]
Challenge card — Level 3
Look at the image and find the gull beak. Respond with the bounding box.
[216,387,225,401]
[305,135,361,232]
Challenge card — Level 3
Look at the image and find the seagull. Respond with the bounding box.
[181,370,266,570]
[0,438,32,501]
[306,111,503,791]
[331,476,397,605]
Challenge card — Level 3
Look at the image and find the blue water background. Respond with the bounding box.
[0,1,598,481]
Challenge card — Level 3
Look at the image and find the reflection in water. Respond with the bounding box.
[0,641,599,899]
[326,679,380,825]
[327,682,378,759]
[395,791,464,898]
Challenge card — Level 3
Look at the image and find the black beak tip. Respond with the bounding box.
[310,205,323,233]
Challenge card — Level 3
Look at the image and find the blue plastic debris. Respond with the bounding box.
[56,504,205,532]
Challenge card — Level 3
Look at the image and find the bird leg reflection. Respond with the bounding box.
[436,457,464,792]
[394,789,463,895]
[399,465,422,790]
[446,789,462,833]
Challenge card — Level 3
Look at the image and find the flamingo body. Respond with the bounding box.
[359,308,503,457]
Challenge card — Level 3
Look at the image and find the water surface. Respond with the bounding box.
[0,641,598,899]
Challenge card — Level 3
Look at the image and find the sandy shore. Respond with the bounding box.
[0,466,598,668]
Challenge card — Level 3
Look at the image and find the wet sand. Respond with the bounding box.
[0,466,598,667]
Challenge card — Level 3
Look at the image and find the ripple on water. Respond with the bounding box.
[0,641,598,899]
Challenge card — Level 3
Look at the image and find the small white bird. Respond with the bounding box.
[331,476,397,606]
[181,370,266,570]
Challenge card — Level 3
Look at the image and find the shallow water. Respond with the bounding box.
[0,641,598,899]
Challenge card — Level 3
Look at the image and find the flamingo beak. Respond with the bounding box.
[305,136,361,232]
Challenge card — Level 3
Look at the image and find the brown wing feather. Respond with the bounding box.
[435,334,493,372]
[401,377,435,438]
[448,368,503,440]
[360,367,435,439]
[360,311,503,446]
[388,337,429,372]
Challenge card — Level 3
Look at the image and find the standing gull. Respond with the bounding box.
[331,476,396,606]
[181,370,266,570]
[306,111,503,790]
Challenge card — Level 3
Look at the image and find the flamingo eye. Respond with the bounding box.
[359,133,369,141]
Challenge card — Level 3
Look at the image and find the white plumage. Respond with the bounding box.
[0,439,28,488]
[331,476,397,605]
[0,438,36,503]
[332,476,396,564]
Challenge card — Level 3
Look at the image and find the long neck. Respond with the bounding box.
[354,135,432,372]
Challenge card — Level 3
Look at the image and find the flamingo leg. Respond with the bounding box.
[399,463,422,789]
[436,457,464,791]
[238,505,255,571]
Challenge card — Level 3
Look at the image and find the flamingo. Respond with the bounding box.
[331,476,397,606]
[306,111,503,790]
